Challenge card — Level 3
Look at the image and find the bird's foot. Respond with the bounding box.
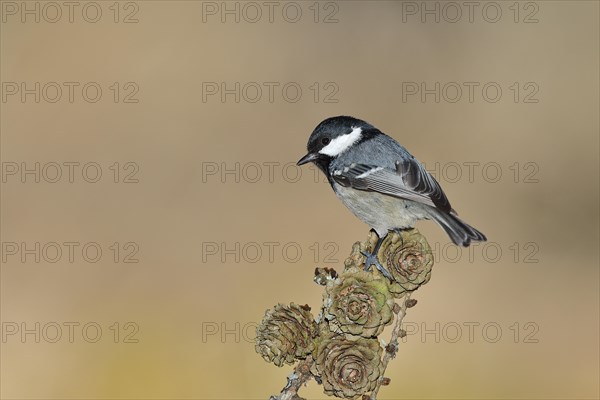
[361,250,393,281]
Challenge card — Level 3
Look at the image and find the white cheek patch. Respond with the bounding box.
[319,127,362,157]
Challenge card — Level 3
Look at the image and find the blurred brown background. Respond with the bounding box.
[1,1,598,399]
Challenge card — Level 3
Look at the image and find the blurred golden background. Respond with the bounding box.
[1,1,598,399]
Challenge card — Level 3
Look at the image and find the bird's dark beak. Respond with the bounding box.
[297,152,318,166]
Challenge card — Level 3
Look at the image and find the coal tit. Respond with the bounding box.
[297,116,486,279]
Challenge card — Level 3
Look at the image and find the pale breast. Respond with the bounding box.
[332,183,426,236]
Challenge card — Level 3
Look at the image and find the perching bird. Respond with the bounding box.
[297,116,486,279]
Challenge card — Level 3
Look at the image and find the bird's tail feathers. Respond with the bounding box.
[430,211,486,247]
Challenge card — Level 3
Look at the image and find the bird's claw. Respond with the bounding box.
[361,250,393,281]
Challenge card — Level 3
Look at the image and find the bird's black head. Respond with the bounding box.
[297,116,376,170]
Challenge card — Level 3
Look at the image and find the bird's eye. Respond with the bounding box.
[321,138,331,145]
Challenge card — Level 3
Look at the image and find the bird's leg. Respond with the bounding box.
[361,233,393,281]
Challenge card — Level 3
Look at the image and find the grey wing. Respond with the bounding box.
[331,158,453,213]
